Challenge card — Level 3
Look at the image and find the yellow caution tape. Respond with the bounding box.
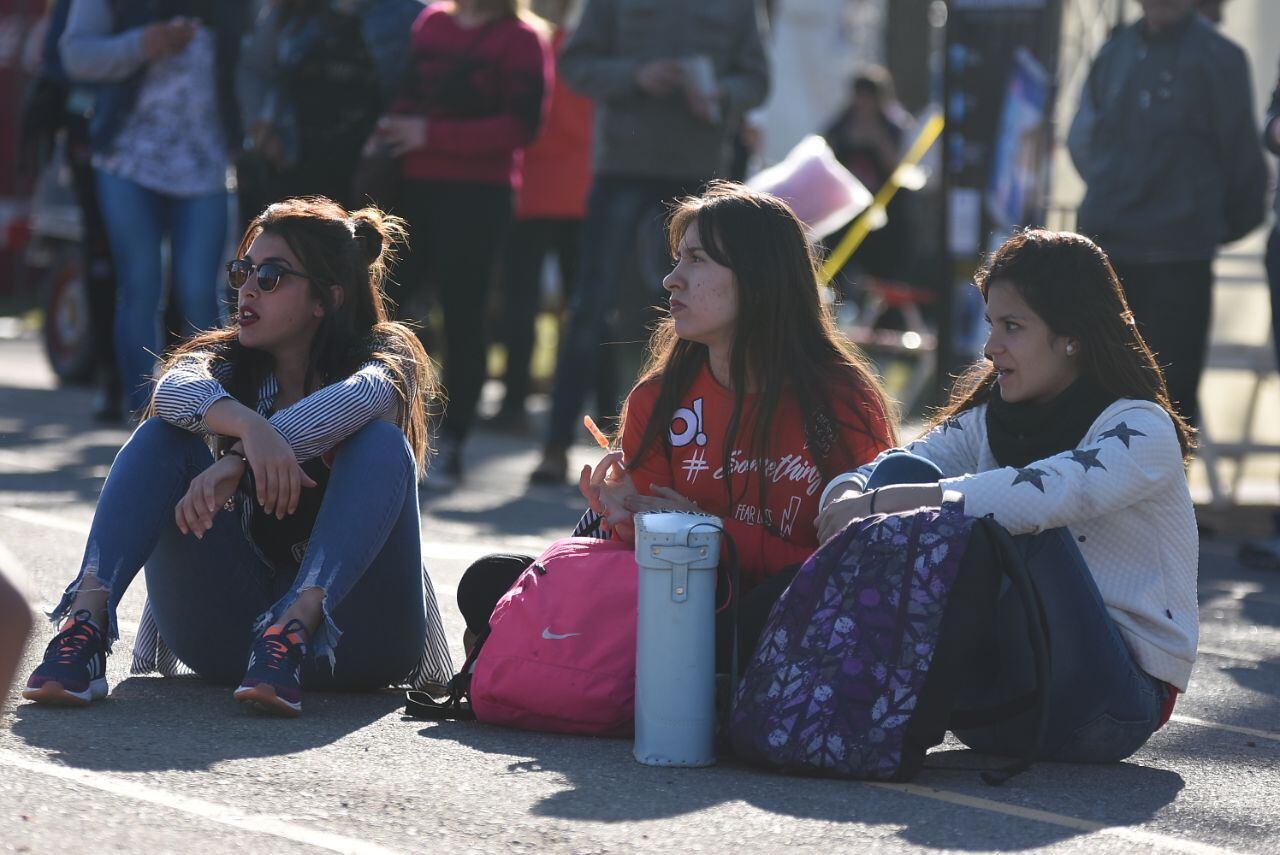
[820,112,946,284]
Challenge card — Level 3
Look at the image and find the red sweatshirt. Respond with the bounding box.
[620,362,893,589]
[392,4,552,188]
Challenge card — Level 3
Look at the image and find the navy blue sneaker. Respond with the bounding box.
[234,620,308,717]
[23,609,109,706]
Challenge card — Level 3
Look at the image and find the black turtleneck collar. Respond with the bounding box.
[985,376,1119,469]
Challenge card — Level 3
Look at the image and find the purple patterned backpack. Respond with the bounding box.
[728,495,1050,783]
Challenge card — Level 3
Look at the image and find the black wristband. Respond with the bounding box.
[869,488,880,514]
[221,448,247,465]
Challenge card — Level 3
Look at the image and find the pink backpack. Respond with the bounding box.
[407,537,639,736]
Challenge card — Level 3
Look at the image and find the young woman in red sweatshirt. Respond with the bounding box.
[458,182,896,658]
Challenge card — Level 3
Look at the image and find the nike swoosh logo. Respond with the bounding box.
[541,628,582,640]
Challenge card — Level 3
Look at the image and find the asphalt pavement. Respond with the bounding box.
[1,332,1278,855]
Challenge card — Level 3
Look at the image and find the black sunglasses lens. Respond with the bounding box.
[226,260,251,289]
[256,263,287,293]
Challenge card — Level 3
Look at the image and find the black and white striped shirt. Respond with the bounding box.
[132,349,455,690]
[153,351,406,461]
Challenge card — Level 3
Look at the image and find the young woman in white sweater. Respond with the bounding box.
[817,229,1197,763]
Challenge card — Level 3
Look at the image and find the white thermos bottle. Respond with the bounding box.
[632,511,723,767]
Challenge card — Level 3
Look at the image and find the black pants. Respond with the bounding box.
[457,553,798,674]
[395,180,514,442]
[1111,258,1213,426]
[66,113,118,383]
[498,217,615,413]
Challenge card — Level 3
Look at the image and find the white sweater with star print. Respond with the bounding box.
[821,399,1198,691]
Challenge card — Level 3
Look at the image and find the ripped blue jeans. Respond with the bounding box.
[52,418,427,690]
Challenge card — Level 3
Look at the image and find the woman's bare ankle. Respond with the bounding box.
[67,581,110,629]
[276,587,324,637]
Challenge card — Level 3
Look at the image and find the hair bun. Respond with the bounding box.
[348,206,408,272]
[351,212,386,268]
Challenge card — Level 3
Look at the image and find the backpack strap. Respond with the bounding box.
[404,626,491,721]
[970,518,1053,785]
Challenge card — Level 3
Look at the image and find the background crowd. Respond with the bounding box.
[14,0,1280,497]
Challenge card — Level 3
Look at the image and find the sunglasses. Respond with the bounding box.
[226,258,318,293]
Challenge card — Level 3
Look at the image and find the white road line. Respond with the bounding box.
[1198,645,1273,666]
[0,506,92,535]
[0,450,54,471]
[867,781,1254,855]
[0,749,406,855]
[1170,714,1280,743]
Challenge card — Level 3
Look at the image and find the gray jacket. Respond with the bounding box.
[561,0,769,182]
[1068,14,1266,263]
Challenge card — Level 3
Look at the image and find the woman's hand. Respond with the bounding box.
[240,420,317,518]
[635,59,685,97]
[142,18,197,60]
[369,115,428,157]
[816,483,944,544]
[579,451,640,543]
[624,485,701,515]
[816,487,874,544]
[175,455,245,539]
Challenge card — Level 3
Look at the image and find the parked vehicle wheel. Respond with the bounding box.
[41,245,95,385]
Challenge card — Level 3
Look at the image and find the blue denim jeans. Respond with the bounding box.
[94,171,228,413]
[545,175,694,447]
[866,451,1169,762]
[52,418,428,690]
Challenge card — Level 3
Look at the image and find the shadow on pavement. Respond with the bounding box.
[415,721,1185,850]
[1199,560,1280,693]
[9,677,403,772]
[0,386,129,503]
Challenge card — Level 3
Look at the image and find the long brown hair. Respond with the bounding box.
[628,181,897,519]
[146,196,438,474]
[932,228,1194,461]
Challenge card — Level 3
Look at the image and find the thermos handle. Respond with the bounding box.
[647,543,712,603]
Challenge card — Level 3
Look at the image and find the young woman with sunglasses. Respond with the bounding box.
[22,197,454,716]
[816,229,1197,762]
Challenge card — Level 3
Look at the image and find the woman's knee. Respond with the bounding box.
[864,451,944,490]
[338,420,412,462]
[122,418,208,460]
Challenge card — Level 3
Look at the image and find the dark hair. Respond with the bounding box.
[628,181,897,522]
[932,228,1194,461]
[147,196,438,473]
